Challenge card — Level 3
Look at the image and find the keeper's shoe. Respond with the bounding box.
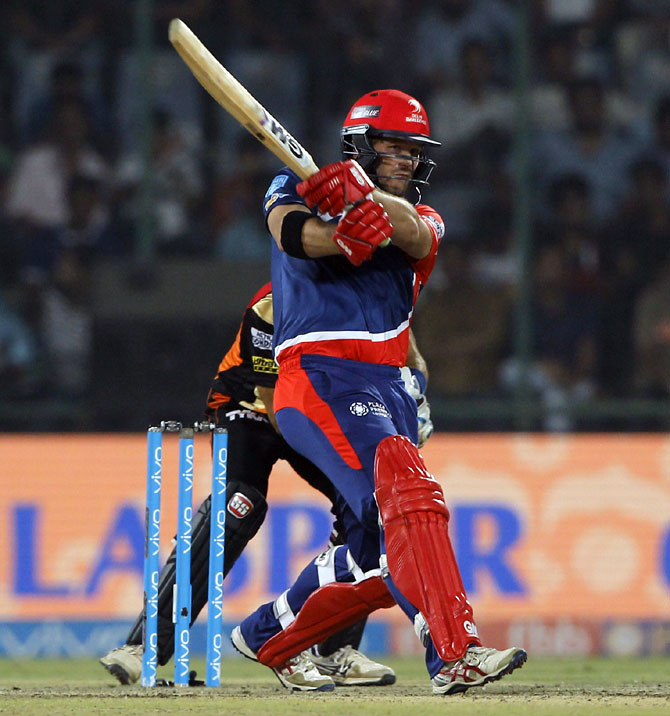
[432,645,527,695]
[231,625,335,692]
[99,644,143,685]
[309,645,396,686]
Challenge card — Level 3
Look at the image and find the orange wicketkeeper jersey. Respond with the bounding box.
[204,283,278,420]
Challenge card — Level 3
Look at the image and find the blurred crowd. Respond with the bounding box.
[1,0,669,431]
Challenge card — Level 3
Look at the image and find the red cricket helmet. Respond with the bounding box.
[341,89,440,199]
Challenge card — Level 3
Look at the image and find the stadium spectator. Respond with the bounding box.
[533,76,643,225]
[4,97,108,279]
[499,243,600,431]
[600,157,670,394]
[645,95,670,183]
[23,61,112,154]
[539,173,602,296]
[113,109,205,255]
[429,38,515,179]
[0,290,38,400]
[412,241,511,401]
[632,254,670,404]
[413,0,515,93]
[7,0,104,145]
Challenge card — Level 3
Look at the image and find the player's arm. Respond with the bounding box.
[297,160,433,260]
[256,385,280,433]
[406,328,429,382]
[370,188,433,260]
[402,329,433,447]
[268,201,393,267]
[267,204,339,258]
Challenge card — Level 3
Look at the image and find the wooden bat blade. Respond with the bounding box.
[169,18,319,179]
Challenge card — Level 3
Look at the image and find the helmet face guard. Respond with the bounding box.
[340,90,440,202]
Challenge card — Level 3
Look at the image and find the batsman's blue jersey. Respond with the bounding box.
[263,166,444,530]
[263,168,444,368]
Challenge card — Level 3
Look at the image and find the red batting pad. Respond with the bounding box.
[257,576,394,668]
[374,435,481,661]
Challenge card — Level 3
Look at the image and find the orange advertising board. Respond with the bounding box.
[1,433,669,631]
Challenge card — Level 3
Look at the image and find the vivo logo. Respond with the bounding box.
[151,446,161,492]
[210,570,224,619]
[148,509,161,556]
[146,570,159,618]
[208,632,222,679]
[180,507,192,553]
[176,627,190,677]
[213,508,226,558]
[213,448,227,493]
[183,445,194,492]
[146,631,158,653]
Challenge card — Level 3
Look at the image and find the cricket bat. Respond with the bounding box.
[168,18,319,180]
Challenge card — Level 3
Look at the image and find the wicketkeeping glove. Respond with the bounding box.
[401,366,434,448]
[333,199,393,266]
[297,160,375,217]
[416,395,434,448]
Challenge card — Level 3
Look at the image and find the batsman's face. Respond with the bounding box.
[372,138,422,196]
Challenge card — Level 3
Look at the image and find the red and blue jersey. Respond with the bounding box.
[264,168,444,367]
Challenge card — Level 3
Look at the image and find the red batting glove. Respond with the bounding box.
[332,199,393,266]
[297,160,375,217]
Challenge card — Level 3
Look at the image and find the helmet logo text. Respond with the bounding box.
[351,105,381,119]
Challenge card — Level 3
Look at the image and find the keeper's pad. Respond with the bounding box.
[374,435,481,662]
[256,576,394,668]
[127,481,267,663]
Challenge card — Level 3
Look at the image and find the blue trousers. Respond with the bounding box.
[239,354,444,676]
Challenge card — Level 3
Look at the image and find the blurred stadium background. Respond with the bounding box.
[0,0,668,666]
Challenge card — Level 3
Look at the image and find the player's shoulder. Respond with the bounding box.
[245,283,274,330]
[264,167,304,214]
[250,292,274,326]
[416,203,445,242]
[246,282,272,310]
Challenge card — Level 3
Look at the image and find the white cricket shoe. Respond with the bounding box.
[231,625,335,692]
[99,643,143,685]
[432,645,527,695]
[309,645,396,686]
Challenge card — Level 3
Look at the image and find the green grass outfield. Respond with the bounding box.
[1,656,668,715]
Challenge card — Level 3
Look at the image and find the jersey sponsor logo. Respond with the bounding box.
[350,402,369,416]
[351,105,381,119]
[227,408,269,422]
[251,327,273,351]
[367,401,391,418]
[265,192,280,211]
[252,356,279,374]
[349,401,391,418]
[267,175,289,196]
[228,492,253,519]
[422,214,445,240]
